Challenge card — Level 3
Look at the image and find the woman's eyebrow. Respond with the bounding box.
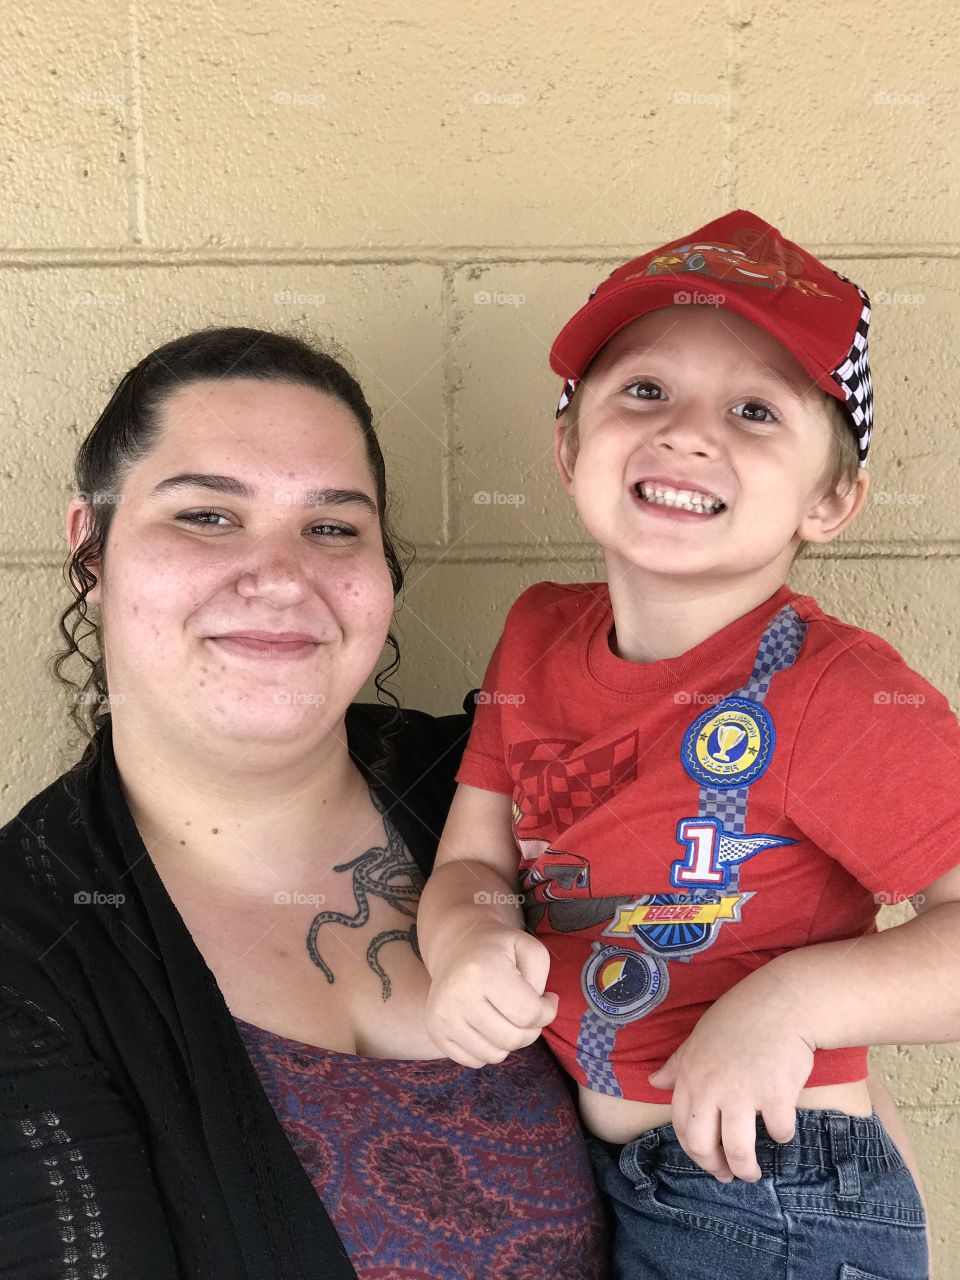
[148,473,378,514]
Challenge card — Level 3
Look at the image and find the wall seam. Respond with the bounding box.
[125,0,147,246]
[1,246,958,270]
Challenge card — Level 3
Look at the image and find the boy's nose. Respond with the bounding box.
[652,406,720,457]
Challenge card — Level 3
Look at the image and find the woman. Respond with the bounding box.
[0,328,609,1278]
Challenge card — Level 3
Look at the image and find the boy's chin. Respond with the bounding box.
[602,544,720,576]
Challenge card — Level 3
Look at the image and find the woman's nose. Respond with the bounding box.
[234,540,313,606]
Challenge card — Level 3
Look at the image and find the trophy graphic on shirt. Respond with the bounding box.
[712,721,747,762]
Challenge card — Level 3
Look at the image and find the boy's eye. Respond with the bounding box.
[623,380,664,400]
[732,399,779,424]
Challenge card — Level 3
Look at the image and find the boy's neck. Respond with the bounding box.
[604,560,792,664]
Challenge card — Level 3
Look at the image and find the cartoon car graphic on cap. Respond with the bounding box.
[642,241,837,298]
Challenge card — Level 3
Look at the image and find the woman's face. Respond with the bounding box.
[68,378,396,752]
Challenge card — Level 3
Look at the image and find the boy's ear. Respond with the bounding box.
[65,496,102,605]
[553,419,576,495]
[797,469,870,545]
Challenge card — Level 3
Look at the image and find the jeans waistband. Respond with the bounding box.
[621,1108,906,1181]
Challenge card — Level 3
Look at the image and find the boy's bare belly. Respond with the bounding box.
[580,1079,874,1143]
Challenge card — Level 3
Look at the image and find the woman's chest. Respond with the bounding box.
[159,855,441,1060]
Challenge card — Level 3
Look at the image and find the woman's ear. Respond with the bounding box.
[65,496,102,605]
[798,468,870,545]
[554,419,576,496]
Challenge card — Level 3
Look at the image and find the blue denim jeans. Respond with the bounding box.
[586,1109,928,1280]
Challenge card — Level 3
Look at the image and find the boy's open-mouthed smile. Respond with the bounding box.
[632,476,728,519]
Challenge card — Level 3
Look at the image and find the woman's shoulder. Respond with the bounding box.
[346,697,475,773]
[0,764,89,891]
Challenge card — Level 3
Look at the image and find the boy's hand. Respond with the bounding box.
[647,968,816,1182]
[426,925,559,1068]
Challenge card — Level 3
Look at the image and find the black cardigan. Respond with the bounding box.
[0,702,473,1279]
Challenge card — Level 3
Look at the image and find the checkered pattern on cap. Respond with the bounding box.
[828,276,873,466]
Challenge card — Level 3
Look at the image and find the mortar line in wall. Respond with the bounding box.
[402,543,960,564]
[724,0,740,203]
[5,542,960,571]
[1,245,958,271]
[125,0,148,246]
[439,265,455,545]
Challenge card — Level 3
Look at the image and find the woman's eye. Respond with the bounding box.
[623,380,664,400]
[176,510,229,527]
[174,511,356,538]
[733,400,779,424]
[309,523,355,538]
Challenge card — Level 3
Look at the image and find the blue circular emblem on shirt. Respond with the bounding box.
[680,696,775,790]
[582,945,668,1024]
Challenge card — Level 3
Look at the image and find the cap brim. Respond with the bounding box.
[549,277,847,404]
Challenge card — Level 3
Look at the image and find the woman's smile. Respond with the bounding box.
[208,634,322,661]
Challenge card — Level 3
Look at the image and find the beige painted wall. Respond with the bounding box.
[2,0,958,1267]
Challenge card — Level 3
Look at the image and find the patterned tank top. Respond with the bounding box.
[235,1017,609,1278]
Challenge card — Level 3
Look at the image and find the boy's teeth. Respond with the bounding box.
[637,482,725,513]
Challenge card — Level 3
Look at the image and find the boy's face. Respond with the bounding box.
[554,305,867,587]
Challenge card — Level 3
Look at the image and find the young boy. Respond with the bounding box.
[418,210,960,1279]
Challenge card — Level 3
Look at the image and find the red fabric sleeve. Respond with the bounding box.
[455,634,514,795]
[785,643,960,900]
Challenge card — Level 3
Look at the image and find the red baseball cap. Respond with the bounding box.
[549,209,874,465]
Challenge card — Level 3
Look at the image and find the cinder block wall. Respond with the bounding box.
[2,0,957,1266]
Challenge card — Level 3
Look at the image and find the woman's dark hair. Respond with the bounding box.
[50,325,412,783]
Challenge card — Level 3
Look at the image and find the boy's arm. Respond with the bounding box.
[767,865,960,1047]
[649,864,960,1180]
[418,782,558,1067]
[650,645,960,1182]
[418,781,525,964]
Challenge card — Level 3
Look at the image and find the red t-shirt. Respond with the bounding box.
[456,581,960,1102]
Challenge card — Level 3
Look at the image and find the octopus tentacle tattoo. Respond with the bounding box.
[305,787,425,1000]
